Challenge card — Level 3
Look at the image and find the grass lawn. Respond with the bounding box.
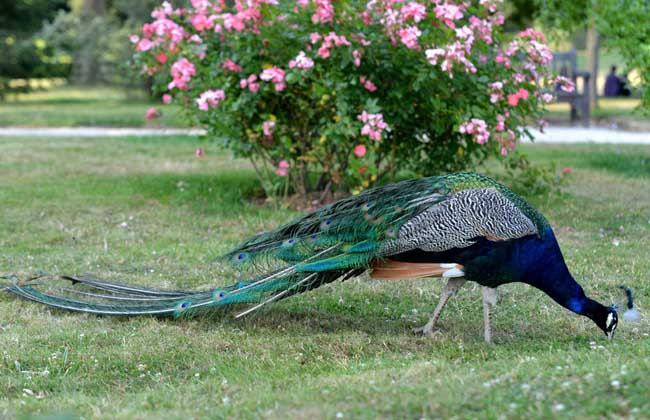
[1,136,649,419]
[0,86,189,128]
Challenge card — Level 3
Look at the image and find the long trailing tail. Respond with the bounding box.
[1,268,361,318]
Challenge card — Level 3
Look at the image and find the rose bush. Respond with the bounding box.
[133,0,571,200]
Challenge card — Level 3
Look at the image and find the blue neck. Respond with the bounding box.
[517,228,601,317]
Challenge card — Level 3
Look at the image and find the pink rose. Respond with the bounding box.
[276,160,289,177]
[145,107,159,120]
[354,144,367,157]
[136,39,153,52]
[517,88,529,100]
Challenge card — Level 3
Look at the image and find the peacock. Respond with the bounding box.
[2,172,639,343]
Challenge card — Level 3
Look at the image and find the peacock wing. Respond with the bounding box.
[222,176,454,275]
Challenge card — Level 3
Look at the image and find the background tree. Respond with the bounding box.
[535,0,650,113]
[597,0,650,113]
[535,0,600,110]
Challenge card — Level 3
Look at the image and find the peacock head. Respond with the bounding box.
[596,307,618,340]
[591,285,640,340]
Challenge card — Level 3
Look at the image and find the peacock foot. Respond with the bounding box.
[412,323,441,338]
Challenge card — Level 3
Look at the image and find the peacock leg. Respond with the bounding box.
[482,286,498,343]
[413,278,466,337]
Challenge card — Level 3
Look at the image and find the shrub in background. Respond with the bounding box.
[134,0,571,200]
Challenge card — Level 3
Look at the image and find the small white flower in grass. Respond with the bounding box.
[553,403,565,412]
[222,396,231,405]
[336,412,344,418]
[611,380,620,388]
[521,383,531,391]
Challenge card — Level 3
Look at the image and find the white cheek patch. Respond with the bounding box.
[606,313,616,329]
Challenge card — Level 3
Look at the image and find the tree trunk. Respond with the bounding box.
[586,23,600,110]
[75,0,107,84]
[82,0,106,17]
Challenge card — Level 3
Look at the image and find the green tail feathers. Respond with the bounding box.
[1,268,359,318]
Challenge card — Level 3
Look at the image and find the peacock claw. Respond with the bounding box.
[412,324,440,337]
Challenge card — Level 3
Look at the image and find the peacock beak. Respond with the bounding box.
[607,330,615,341]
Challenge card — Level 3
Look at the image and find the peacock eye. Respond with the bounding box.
[219,292,225,298]
[320,219,334,230]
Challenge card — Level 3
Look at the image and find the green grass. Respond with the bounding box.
[0,86,189,128]
[1,136,649,419]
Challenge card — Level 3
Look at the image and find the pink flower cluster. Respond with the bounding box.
[479,0,503,13]
[192,13,215,32]
[276,160,289,176]
[359,76,377,92]
[469,16,493,44]
[315,32,350,59]
[289,51,315,69]
[398,26,422,50]
[490,81,504,103]
[260,66,286,91]
[459,118,490,144]
[140,3,187,52]
[311,0,334,24]
[169,58,196,90]
[196,89,225,111]
[553,76,575,93]
[495,114,506,131]
[222,59,243,72]
[425,42,476,78]
[400,2,427,23]
[217,0,277,33]
[358,111,388,141]
[434,2,464,29]
[507,88,529,107]
[352,49,362,67]
[263,120,276,137]
[240,74,260,92]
